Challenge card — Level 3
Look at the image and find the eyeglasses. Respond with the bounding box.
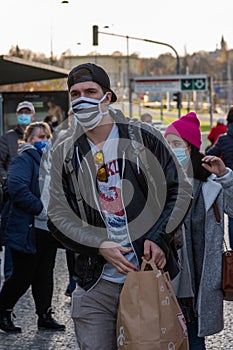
[94,150,108,182]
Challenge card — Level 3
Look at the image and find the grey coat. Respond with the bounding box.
[173,168,233,337]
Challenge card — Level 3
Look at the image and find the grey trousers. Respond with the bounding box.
[71,278,123,350]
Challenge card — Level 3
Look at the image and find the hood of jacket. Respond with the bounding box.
[18,142,41,165]
[18,142,35,153]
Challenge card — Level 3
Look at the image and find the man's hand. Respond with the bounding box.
[143,240,166,269]
[99,241,138,274]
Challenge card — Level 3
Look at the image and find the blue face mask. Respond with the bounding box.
[172,148,190,167]
[17,114,31,126]
[34,139,51,153]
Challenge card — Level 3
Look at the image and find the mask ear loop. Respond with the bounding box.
[98,92,110,116]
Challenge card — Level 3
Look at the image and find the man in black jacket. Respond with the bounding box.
[0,100,35,181]
[48,63,192,350]
[0,100,35,280]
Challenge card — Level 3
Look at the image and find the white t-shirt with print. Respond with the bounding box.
[88,123,139,283]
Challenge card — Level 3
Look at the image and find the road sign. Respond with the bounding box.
[134,75,208,93]
[181,78,207,91]
[134,77,180,93]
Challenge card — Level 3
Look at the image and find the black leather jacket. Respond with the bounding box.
[207,122,233,169]
[48,110,192,290]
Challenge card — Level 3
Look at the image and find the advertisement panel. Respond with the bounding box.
[2,91,69,133]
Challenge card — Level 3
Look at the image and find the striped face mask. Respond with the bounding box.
[72,93,109,130]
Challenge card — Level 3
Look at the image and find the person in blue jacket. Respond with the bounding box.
[0,100,36,282]
[0,122,65,333]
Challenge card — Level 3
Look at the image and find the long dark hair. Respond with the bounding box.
[187,144,211,181]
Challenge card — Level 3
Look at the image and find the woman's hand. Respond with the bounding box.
[201,155,227,177]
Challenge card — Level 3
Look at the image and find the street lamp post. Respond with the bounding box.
[94,26,181,118]
[143,38,180,118]
[143,39,180,76]
[50,0,70,64]
[96,28,131,116]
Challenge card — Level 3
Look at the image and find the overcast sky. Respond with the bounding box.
[1,0,233,59]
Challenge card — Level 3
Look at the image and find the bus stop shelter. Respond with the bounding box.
[0,55,69,133]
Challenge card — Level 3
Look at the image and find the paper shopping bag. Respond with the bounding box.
[117,259,189,350]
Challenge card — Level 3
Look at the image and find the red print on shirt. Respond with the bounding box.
[99,186,124,216]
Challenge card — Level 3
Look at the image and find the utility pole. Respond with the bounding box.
[93,26,132,117]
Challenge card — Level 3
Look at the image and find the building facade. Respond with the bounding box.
[64,52,143,100]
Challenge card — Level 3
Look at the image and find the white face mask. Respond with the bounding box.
[71,93,109,130]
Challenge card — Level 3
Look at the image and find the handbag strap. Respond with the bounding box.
[212,200,220,223]
[64,144,88,227]
[223,237,231,252]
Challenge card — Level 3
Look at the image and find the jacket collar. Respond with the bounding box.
[202,174,222,211]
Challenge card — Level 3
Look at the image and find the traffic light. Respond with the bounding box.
[92,25,99,46]
[173,92,181,109]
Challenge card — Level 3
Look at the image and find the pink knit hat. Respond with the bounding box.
[164,112,202,150]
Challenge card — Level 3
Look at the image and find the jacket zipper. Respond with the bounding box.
[121,151,140,269]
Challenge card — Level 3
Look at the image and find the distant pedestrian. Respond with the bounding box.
[165,111,233,350]
[207,106,233,249]
[47,100,64,124]
[52,107,77,148]
[43,114,59,134]
[140,112,153,124]
[207,118,226,147]
[0,122,65,333]
[0,100,35,181]
[43,114,62,144]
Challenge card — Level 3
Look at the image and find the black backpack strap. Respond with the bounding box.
[63,140,88,226]
[128,120,161,210]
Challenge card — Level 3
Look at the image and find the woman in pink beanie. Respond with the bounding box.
[164,112,233,350]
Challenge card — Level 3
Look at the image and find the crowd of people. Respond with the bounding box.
[0,62,232,350]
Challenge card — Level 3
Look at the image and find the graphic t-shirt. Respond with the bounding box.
[89,123,139,283]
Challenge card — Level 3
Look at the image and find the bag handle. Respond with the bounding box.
[141,259,159,273]
[141,259,182,310]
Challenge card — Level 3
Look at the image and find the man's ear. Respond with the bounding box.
[105,91,112,104]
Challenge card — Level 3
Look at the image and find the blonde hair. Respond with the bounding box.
[23,122,52,143]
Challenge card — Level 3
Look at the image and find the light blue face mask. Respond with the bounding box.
[172,148,190,167]
[17,114,32,126]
